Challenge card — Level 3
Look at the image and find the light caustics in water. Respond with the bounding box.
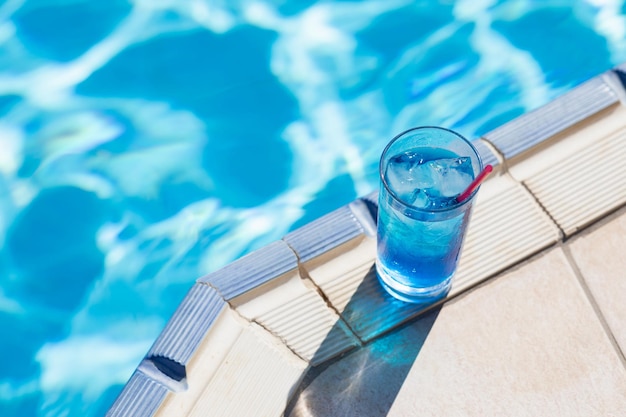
[0,0,625,415]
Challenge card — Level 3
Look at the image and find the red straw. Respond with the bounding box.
[456,164,493,203]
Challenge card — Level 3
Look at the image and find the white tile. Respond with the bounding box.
[451,171,561,295]
[300,235,430,342]
[187,323,307,417]
[508,103,626,235]
[568,208,626,355]
[289,249,626,417]
[230,269,359,365]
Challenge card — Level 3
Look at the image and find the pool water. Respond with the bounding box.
[0,0,624,415]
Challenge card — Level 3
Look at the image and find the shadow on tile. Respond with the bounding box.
[286,265,441,417]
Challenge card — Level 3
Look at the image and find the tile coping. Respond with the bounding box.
[106,64,626,416]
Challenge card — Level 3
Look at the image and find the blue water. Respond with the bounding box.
[0,0,624,415]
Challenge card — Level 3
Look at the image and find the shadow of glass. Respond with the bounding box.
[285,264,442,417]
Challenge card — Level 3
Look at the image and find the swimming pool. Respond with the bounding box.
[0,0,624,415]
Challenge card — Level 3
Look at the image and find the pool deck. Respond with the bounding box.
[107,63,626,416]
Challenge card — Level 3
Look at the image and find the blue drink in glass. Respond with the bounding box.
[376,127,483,303]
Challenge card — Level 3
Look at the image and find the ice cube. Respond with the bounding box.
[385,152,432,203]
[386,153,474,208]
[410,188,431,209]
[425,156,474,197]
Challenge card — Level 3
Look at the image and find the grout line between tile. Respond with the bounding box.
[198,279,311,362]
[302,273,365,348]
[477,136,507,169]
[249,319,308,363]
[561,244,626,370]
[197,280,225,298]
[220,296,311,364]
[519,181,566,240]
[604,71,626,106]
[282,239,365,347]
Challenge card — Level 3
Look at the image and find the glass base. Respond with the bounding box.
[376,260,452,304]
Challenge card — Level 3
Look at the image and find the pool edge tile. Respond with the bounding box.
[147,284,226,366]
[484,73,619,159]
[613,64,626,98]
[507,103,626,236]
[472,138,502,168]
[283,205,367,263]
[199,240,298,300]
[105,370,169,417]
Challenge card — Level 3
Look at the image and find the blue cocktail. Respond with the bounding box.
[376,127,483,303]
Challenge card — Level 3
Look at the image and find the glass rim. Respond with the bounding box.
[379,126,484,214]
